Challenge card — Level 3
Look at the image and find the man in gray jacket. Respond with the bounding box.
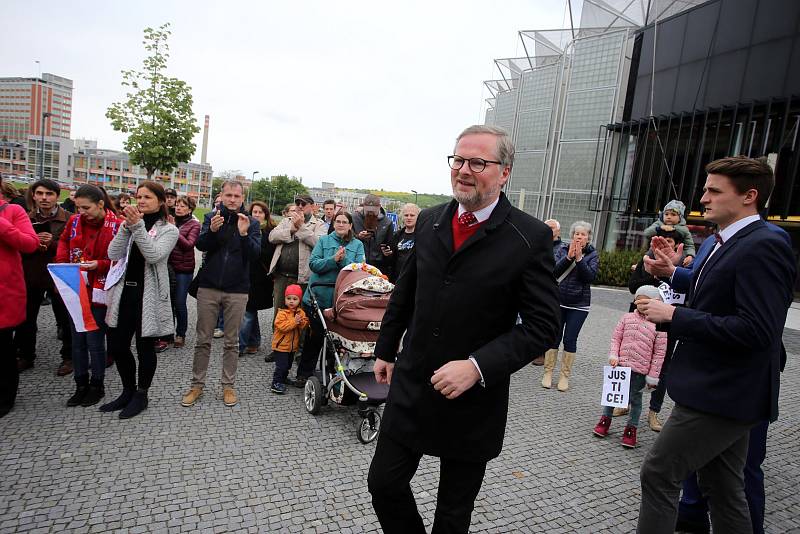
[268,195,327,313]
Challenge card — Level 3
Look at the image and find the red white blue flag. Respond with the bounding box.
[47,263,99,332]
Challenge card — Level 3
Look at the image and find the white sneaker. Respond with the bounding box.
[213,328,224,338]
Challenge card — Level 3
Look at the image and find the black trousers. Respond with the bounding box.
[13,287,72,362]
[648,330,677,413]
[108,284,157,391]
[368,432,487,534]
[0,328,17,415]
[296,303,323,379]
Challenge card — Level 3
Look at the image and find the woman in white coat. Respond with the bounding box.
[100,181,178,419]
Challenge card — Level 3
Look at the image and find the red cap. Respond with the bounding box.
[285,284,303,298]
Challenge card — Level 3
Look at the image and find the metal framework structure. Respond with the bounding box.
[481,0,708,245]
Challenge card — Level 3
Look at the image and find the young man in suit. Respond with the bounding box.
[636,156,796,533]
[367,125,560,534]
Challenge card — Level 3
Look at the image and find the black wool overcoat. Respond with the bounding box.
[374,193,560,462]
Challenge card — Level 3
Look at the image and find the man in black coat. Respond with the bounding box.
[367,125,560,534]
[636,156,796,533]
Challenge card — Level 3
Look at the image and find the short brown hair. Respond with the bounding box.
[176,195,196,211]
[705,156,774,211]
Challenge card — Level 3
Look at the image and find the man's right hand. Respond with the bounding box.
[209,213,224,232]
[643,237,683,278]
[374,358,394,385]
[290,211,303,229]
[358,230,372,240]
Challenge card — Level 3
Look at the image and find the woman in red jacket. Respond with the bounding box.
[168,195,201,348]
[56,185,121,408]
[0,176,39,418]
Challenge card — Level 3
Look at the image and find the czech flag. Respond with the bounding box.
[47,263,99,332]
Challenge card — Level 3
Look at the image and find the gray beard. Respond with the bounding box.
[452,184,500,212]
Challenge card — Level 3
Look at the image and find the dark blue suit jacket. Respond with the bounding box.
[667,219,795,423]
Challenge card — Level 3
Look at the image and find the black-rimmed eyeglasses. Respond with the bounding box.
[447,155,503,173]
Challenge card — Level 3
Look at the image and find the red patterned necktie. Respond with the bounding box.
[458,211,478,227]
[714,233,724,245]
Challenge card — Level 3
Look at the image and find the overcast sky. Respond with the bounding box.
[4,0,571,195]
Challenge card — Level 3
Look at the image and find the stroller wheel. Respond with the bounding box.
[304,376,323,415]
[357,410,381,444]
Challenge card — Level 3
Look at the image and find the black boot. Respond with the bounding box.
[99,388,135,412]
[119,389,149,419]
[67,376,89,407]
[81,380,105,407]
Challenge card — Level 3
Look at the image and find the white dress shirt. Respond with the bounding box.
[457,197,499,225]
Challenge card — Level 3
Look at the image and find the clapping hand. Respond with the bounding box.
[334,246,345,263]
[123,205,141,227]
[568,239,584,261]
[643,237,684,278]
[209,212,225,232]
[237,213,250,236]
[290,210,303,229]
[37,232,53,246]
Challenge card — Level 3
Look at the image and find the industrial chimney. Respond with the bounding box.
[200,115,209,165]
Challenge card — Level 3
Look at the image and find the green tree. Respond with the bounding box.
[106,23,200,179]
[211,178,224,201]
[250,175,308,214]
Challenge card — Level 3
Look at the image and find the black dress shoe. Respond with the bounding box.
[67,386,88,407]
[81,385,105,407]
[675,516,710,534]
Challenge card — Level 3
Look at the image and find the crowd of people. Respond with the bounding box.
[0,124,795,534]
[0,174,420,418]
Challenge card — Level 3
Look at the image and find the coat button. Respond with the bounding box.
[432,328,440,337]
[444,277,452,285]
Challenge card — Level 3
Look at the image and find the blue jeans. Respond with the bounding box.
[238,310,261,352]
[602,371,647,427]
[71,306,108,384]
[174,272,193,337]
[552,307,589,353]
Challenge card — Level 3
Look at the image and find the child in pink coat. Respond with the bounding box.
[593,285,667,448]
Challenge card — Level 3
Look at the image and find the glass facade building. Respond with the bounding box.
[481,0,706,245]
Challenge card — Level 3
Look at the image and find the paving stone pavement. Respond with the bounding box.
[2,287,799,533]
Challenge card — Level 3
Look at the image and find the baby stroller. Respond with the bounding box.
[304,263,392,444]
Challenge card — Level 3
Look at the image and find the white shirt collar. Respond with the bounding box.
[718,214,761,243]
[457,197,499,224]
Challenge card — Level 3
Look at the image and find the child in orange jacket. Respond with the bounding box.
[270,284,309,394]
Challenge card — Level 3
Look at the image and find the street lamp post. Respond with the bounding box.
[411,189,418,204]
[250,171,259,204]
[39,112,52,179]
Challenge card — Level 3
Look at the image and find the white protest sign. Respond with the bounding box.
[658,281,685,305]
[601,366,632,408]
